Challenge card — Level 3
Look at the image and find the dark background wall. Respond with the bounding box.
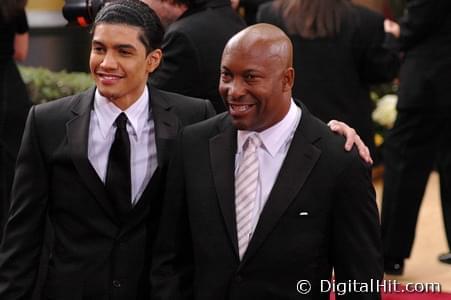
[24,26,91,73]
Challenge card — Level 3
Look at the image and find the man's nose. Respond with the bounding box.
[227,78,246,99]
[100,51,118,69]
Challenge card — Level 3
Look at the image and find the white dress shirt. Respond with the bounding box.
[235,99,302,236]
[88,87,158,205]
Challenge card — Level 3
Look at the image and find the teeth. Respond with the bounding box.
[101,75,119,80]
[231,104,251,112]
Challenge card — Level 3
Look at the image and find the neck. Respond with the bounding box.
[176,4,189,19]
[107,85,146,111]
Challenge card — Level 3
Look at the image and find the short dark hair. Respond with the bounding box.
[92,0,164,54]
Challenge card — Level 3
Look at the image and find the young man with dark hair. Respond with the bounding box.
[0,1,214,299]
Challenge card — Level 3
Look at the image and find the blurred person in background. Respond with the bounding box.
[257,0,400,160]
[382,0,451,273]
[238,0,272,24]
[0,0,31,240]
[143,0,245,112]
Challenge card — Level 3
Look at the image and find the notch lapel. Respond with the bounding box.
[66,87,118,222]
[150,88,180,166]
[119,87,179,232]
[241,112,322,265]
[209,120,239,257]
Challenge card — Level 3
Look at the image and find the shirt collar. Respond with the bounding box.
[93,87,150,140]
[237,99,301,157]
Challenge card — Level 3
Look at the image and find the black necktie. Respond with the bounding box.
[106,112,132,223]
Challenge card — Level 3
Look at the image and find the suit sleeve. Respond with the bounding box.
[332,154,383,300]
[0,107,48,299]
[398,0,451,51]
[151,130,194,300]
[359,11,400,84]
[150,30,201,98]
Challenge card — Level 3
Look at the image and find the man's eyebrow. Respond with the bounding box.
[91,40,137,51]
[116,44,137,51]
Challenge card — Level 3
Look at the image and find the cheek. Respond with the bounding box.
[218,85,225,95]
[156,6,169,19]
[89,54,99,73]
[218,83,228,97]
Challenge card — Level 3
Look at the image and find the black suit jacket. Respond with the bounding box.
[0,85,215,300]
[395,0,451,110]
[239,0,272,24]
[257,3,399,156]
[149,0,245,113]
[151,103,382,300]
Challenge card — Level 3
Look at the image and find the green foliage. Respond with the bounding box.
[19,66,93,104]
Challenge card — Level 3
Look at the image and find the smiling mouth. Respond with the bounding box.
[100,74,121,78]
[229,104,255,112]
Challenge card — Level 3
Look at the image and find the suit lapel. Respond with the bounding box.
[66,87,118,223]
[118,87,180,232]
[150,87,180,166]
[241,106,322,265]
[210,117,239,257]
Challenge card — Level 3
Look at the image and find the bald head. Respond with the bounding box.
[219,23,295,132]
[223,23,293,69]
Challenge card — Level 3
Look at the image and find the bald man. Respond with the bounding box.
[151,24,382,300]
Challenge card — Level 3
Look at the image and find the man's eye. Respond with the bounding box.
[221,72,232,80]
[92,47,104,53]
[119,49,132,56]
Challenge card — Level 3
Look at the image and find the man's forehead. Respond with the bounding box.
[223,41,285,65]
[93,23,141,34]
[92,23,141,41]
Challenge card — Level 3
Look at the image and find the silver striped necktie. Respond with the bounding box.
[235,134,261,260]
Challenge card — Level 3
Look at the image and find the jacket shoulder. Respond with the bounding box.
[154,88,209,107]
[33,87,94,124]
[183,112,229,138]
[167,6,244,36]
[152,88,215,125]
[300,109,365,168]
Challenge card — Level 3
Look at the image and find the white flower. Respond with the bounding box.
[372,94,398,129]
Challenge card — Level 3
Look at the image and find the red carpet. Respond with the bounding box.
[329,290,451,299]
[325,280,451,299]
[381,293,451,300]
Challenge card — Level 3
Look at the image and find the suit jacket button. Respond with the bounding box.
[112,280,122,288]
[235,275,243,283]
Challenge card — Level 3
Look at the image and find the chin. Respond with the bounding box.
[98,89,118,101]
[232,120,252,131]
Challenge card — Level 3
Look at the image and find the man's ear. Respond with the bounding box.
[282,67,295,92]
[146,48,163,73]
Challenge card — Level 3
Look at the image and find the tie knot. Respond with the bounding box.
[115,113,128,130]
[245,134,261,151]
